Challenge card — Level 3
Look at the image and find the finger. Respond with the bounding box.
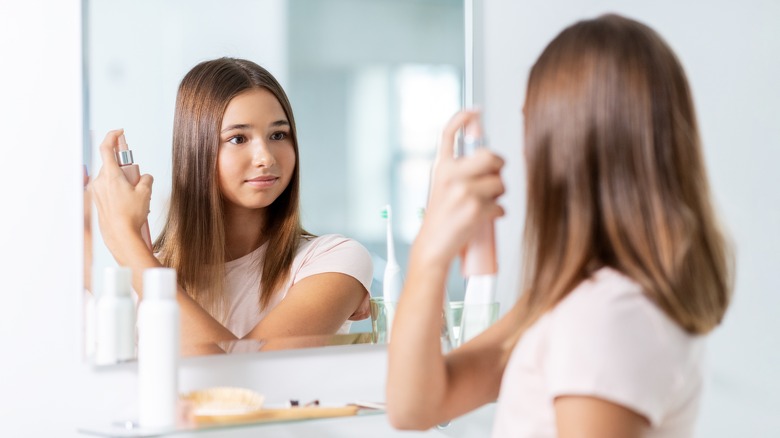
[137,173,154,190]
[474,149,505,172]
[98,129,124,173]
[451,150,505,178]
[470,175,506,200]
[470,148,505,172]
[137,174,154,198]
[486,203,506,220]
[437,110,481,162]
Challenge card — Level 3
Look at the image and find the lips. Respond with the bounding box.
[245,175,279,188]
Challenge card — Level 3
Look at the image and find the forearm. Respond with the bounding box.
[386,249,451,429]
[387,247,513,429]
[243,273,366,341]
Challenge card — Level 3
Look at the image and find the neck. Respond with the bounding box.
[223,205,267,261]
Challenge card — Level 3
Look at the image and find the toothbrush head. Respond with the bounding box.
[381,204,391,220]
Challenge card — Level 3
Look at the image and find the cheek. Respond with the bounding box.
[216,150,236,190]
[280,146,297,179]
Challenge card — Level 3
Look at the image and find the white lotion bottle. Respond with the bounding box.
[138,268,179,430]
[95,267,136,364]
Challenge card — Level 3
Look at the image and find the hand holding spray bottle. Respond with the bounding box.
[116,133,153,250]
[458,114,499,345]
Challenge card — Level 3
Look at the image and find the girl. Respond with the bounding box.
[387,14,732,437]
[91,58,372,353]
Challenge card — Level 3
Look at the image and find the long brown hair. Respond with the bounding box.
[154,57,308,322]
[516,14,732,336]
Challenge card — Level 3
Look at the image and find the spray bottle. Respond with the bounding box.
[458,115,499,344]
[116,133,153,250]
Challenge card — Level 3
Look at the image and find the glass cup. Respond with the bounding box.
[369,297,389,344]
[444,300,464,349]
[458,301,500,347]
[370,297,498,347]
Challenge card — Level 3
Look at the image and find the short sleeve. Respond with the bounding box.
[293,234,373,293]
[545,272,686,426]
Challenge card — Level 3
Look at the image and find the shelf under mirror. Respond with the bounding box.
[92,332,377,367]
[79,404,385,437]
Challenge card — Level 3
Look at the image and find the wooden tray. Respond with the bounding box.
[194,405,361,426]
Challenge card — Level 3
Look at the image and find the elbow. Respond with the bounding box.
[385,400,438,431]
[386,409,430,431]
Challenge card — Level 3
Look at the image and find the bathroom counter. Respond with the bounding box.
[78,344,496,437]
[78,404,496,437]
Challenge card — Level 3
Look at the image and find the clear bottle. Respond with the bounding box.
[95,267,136,364]
[138,268,179,430]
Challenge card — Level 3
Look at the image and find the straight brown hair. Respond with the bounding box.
[516,14,732,336]
[154,58,309,322]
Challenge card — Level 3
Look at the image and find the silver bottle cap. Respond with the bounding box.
[116,149,134,166]
[458,134,487,157]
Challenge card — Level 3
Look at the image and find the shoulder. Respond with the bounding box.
[551,268,655,324]
[545,268,702,425]
[292,234,373,291]
[549,267,692,358]
[296,234,371,259]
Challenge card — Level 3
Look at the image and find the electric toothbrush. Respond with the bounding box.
[459,115,498,345]
[117,133,153,250]
[382,204,403,341]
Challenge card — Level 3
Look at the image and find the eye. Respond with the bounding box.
[270,131,288,141]
[227,135,247,145]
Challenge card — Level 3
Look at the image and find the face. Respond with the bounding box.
[217,88,296,214]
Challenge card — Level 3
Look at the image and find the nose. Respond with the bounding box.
[251,140,275,167]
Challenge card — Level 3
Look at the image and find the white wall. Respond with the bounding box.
[0,0,87,435]
[480,1,780,436]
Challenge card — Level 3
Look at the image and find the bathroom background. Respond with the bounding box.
[1,0,778,436]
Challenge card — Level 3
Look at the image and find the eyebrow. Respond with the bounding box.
[220,120,290,134]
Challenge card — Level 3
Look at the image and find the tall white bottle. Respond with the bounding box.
[138,268,179,430]
[95,267,136,364]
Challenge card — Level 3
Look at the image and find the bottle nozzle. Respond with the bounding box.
[115,133,134,166]
[461,118,486,156]
[118,133,129,151]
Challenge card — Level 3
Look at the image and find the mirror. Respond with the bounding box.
[83,0,467,363]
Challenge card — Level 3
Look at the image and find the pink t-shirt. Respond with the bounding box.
[492,268,705,438]
[221,234,373,338]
